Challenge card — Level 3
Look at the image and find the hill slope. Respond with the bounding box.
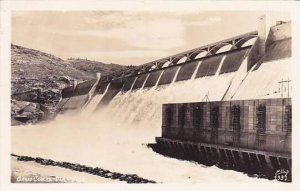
[66,58,127,76]
[11,44,95,81]
[11,44,127,95]
[11,44,128,124]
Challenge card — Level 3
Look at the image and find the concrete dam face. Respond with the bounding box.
[12,20,292,183]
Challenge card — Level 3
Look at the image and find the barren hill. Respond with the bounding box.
[66,58,127,76]
[12,44,94,81]
[11,44,128,124]
[11,44,127,94]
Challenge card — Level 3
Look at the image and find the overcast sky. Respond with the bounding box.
[12,11,290,66]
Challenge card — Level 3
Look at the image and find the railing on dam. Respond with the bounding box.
[94,30,258,84]
[138,30,258,71]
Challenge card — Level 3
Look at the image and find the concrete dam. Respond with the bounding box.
[12,17,292,183]
[58,19,291,126]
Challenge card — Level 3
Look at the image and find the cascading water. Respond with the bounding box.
[82,83,111,114]
[97,64,236,132]
[12,52,282,183]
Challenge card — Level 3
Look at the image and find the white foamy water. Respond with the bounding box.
[11,112,272,183]
[11,58,290,183]
[81,94,104,114]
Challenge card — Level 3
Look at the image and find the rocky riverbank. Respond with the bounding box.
[11,154,156,183]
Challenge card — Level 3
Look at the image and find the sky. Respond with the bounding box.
[11,11,290,66]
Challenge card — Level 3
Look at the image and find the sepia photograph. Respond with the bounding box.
[1,0,299,191]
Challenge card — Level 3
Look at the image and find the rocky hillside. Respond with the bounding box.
[66,58,127,76]
[11,44,95,82]
[11,44,127,125]
[11,44,128,94]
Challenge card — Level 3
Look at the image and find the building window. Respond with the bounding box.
[230,105,241,130]
[178,105,186,129]
[165,107,173,127]
[255,104,266,132]
[284,105,292,132]
[256,104,266,132]
[210,106,219,129]
[193,104,203,128]
[255,104,266,146]
[210,105,219,143]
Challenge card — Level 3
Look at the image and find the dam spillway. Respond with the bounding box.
[12,19,292,182]
[58,20,291,111]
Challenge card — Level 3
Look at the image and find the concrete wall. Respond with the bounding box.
[62,94,89,110]
[158,65,181,86]
[161,98,291,155]
[219,47,251,74]
[57,78,99,112]
[196,54,223,77]
[175,60,199,82]
[266,22,291,49]
[122,77,136,91]
[144,70,163,88]
[132,73,148,90]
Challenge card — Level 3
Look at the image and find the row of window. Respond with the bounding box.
[164,104,292,132]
